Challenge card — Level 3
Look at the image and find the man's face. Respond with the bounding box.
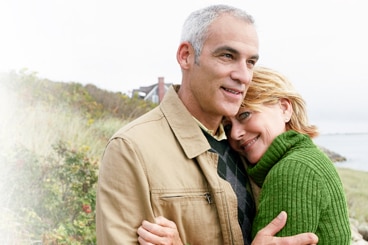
[187,14,259,124]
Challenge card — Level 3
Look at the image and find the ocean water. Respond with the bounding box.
[313,133,368,172]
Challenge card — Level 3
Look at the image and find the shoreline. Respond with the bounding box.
[336,161,368,173]
[315,133,367,172]
[320,132,368,136]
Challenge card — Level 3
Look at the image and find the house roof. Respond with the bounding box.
[132,83,172,96]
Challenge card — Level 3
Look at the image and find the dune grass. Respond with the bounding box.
[0,86,124,161]
[337,167,368,223]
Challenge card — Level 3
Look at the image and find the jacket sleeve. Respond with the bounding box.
[96,137,154,244]
[251,160,326,238]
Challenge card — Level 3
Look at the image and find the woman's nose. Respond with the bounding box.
[231,121,245,140]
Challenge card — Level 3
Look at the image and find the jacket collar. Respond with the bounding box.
[160,85,211,159]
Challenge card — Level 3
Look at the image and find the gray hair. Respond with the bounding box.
[180,4,255,64]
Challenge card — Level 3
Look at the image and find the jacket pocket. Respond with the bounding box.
[159,191,213,204]
[150,189,223,245]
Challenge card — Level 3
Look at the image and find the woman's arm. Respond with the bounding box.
[251,161,323,238]
[137,212,318,245]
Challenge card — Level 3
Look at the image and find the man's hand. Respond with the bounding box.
[137,216,184,245]
[251,211,318,245]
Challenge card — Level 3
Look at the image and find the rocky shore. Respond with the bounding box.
[319,145,347,162]
[351,218,368,244]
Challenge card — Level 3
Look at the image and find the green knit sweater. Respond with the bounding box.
[247,130,351,244]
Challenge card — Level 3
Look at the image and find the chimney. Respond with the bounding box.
[158,77,165,102]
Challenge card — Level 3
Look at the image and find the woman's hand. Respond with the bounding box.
[137,216,184,245]
[252,211,318,245]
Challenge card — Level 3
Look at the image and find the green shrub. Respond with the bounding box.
[0,142,98,244]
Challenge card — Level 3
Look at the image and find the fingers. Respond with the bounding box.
[154,216,178,229]
[258,211,288,236]
[137,223,159,244]
[139,220,166,238]
[141,218,176,237]
[137,218,183,245]
[137,231,154,245]
[282,233,318,245]
[251,211,318,245]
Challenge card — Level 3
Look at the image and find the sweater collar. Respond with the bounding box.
[247,130,309,186]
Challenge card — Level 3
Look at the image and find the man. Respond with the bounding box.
[96,4,318,245]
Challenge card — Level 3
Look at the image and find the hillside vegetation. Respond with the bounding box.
[0,70,157,244]
[0,70,367,244]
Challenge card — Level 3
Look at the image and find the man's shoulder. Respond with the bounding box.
[112,106,164,137]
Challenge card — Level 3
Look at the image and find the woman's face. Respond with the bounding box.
[223,99,291,164]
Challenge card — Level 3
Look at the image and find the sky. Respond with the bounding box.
[1,0,367,134]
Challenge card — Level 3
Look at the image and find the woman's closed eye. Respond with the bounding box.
[238,111,252,121]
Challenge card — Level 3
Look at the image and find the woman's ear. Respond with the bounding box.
[279,98,293,122]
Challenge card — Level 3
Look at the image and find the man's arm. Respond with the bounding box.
[96,138,154,244]
[137,212,318,245]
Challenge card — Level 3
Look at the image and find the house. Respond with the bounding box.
[132,77,172,104]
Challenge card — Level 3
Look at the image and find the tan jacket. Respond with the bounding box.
[96,85,244,245]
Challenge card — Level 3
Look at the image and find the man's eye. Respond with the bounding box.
[222,53,233,59]
[247,59,257,68]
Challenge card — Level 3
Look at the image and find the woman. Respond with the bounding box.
[222,66,351,243]
[138,66,351,244]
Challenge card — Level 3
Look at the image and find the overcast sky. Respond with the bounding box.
[1,0,367,134]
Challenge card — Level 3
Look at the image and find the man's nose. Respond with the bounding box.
[231,61,252,85]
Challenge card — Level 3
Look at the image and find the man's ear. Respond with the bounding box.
[176,42,194,70]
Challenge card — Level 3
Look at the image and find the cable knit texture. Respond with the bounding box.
[247,130,351,244]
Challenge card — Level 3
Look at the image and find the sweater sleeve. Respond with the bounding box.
[251,159,328,238]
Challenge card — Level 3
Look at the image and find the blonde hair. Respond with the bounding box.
[243,66,319,138]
